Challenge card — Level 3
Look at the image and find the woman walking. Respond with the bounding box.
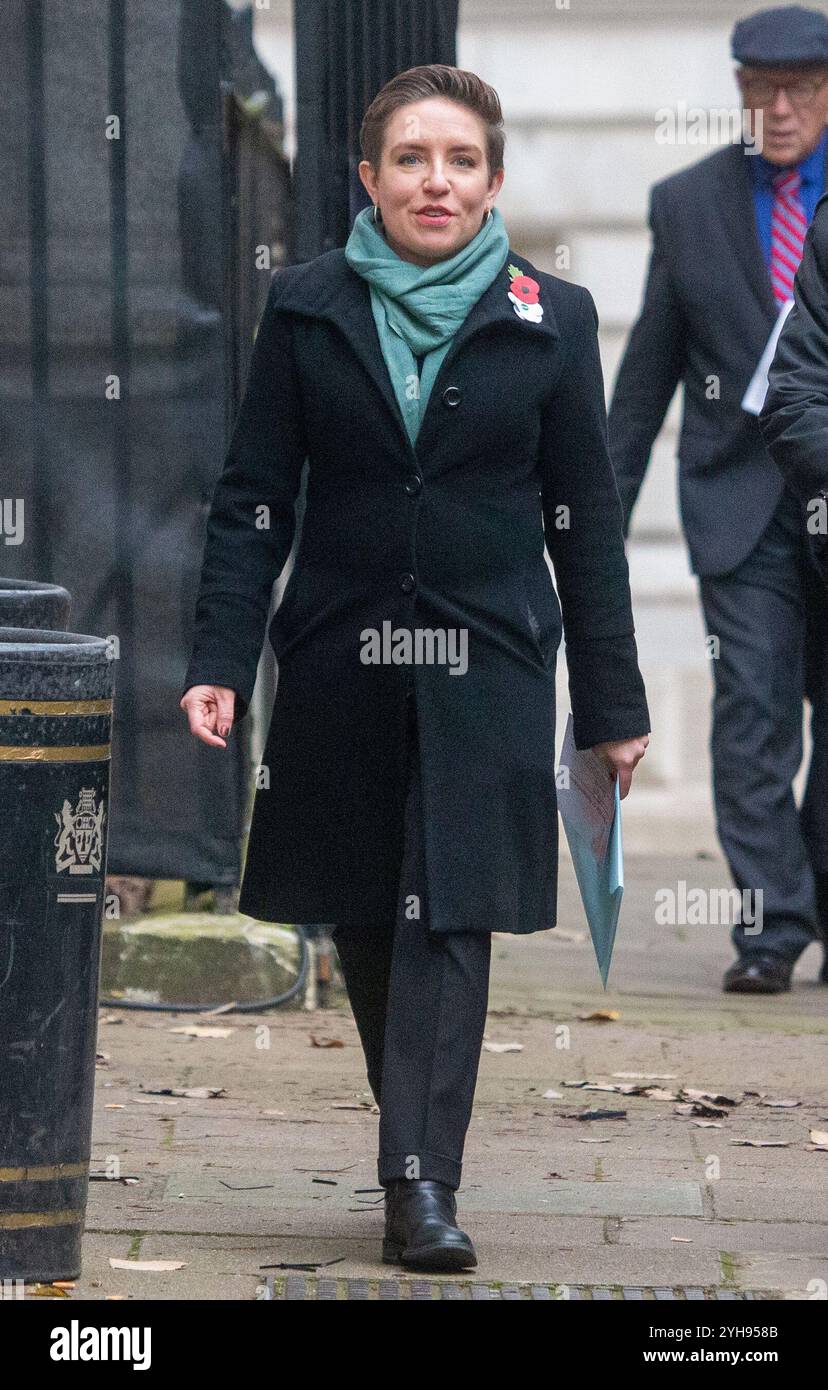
[181,64,650,1272]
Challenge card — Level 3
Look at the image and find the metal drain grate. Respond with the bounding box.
[268,1277,772,1301]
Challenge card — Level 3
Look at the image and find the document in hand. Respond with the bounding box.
[741,298,794,415]
[556,713,624,988]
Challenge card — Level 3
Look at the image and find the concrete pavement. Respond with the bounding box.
[44,851,828,1300]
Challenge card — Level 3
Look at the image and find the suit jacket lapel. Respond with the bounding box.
[714,143,778,327]
[276,247,560,462]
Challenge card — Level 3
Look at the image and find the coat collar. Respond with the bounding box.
[275,246,560,462]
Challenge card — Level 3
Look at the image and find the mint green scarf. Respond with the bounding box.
[344,203,510,445]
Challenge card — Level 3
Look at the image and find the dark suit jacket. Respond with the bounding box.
[608,141,828,577]
[182,248,649,935]
[760,192,828,585]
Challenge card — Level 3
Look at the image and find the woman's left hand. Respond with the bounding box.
[592,734,650,800]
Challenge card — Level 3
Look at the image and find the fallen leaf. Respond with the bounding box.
[577,1010,619,1022]
[295,1165,360,1174]
[729,1139,790,1147]
[141,1086,227,1099]
[563,1079,678,1101]
[109,1259,187,1272]
[577,1109,627,1121]
[482,1041,524,1053]
[563,1081,634,1094]
[168,1026,234,1039]
[757,1097,801,1108]
[309,1034,345,1048]
[692,1119,722,1129]
[675,1101,729,1119]
[613,1072,677,1080]
[681,1088,739,1107]
[259,1256,345,1272]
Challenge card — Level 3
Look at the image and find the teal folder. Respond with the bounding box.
[557,716,624,988]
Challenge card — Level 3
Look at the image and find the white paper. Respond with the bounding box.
[557,712,616,864]
[741,298,794,415]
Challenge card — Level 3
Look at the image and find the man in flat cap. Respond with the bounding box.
[760,192,828,590]
[609,5,828,992]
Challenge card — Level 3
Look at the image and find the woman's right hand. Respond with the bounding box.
[180,684,237,748]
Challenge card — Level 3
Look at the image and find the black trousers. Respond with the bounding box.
[699,486,828,961]
[331,684,491,1190]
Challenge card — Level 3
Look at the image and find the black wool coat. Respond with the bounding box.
[183,244,650,935]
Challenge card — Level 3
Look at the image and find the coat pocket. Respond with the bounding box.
[268,563,309,657]
[520,569,561,669]
[267,561,335,660]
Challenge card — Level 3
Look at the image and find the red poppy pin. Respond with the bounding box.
[506,263,543,324]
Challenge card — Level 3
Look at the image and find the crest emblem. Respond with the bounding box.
[506,263,543,324]
[54,787,105,875]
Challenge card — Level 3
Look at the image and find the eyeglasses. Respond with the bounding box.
[739,74,828,108]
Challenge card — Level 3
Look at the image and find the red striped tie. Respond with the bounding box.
[770,169,807,305]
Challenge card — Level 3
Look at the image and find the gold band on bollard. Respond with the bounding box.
[0,745,111,761]
[0,1162,90,1182]
[0,699,113,715]
[0,1210,85,1230]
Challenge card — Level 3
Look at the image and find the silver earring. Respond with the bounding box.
[372,203,383,226]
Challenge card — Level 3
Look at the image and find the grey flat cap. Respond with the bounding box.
[732,5,828,66]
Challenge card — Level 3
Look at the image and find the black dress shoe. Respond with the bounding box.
[722,952,793,994]
[383,1179,477,1271]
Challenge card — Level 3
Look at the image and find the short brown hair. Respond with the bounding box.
[359,64,505,180]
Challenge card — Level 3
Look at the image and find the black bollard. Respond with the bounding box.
[0,579,71,632]
[0,628,115,1282]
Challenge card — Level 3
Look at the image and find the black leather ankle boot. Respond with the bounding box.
[383,1178,477,1271]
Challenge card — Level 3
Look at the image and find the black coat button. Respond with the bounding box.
[403,474,423,495]
[441,385,461,408]
[398,572,416,594]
